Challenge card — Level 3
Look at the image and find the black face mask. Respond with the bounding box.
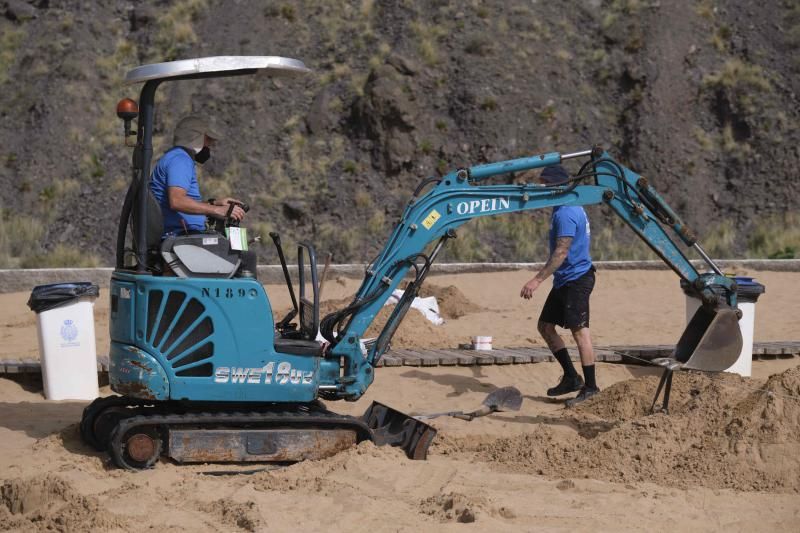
[194,146,211,164]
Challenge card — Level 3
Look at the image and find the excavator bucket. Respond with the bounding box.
[674,305,742,371]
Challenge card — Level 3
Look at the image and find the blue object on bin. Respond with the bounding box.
[27,282,100,314]
[731,277,765,304]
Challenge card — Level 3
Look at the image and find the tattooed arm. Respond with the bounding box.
[520,236,573,299]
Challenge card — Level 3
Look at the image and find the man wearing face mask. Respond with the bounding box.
[150,115,246,237]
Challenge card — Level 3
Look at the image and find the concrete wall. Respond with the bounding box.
[1,260,797,294]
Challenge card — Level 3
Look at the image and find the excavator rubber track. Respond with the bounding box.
[81,396,436,470]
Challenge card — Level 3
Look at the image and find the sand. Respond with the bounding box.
[1,269,799,531]
[1,269,797,359]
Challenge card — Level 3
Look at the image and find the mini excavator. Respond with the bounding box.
[80,56,743,469]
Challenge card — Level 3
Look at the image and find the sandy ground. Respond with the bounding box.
[1,269,799,531]
[1,269,796,358]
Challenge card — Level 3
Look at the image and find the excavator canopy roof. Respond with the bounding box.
[124,56,310,84]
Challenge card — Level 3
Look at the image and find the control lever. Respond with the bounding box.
[225,201,250,227]
[270,232,299,333]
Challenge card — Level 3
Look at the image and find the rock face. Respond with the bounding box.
[0,0,798,265]
[350,63,418,175]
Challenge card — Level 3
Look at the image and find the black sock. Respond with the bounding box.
[553,348,578,378]
[582,365,597,389]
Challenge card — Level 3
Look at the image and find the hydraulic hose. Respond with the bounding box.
[319,252,432,346]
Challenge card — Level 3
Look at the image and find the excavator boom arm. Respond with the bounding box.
[321,147,740,400]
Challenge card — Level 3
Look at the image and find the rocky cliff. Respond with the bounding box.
[0,0,798,266]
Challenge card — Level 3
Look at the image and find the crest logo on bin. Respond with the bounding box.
[60,320,78,342]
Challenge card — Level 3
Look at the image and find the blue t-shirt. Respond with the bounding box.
[149,147,206,236]
[549,206,592,288]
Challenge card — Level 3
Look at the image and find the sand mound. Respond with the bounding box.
[316,284,481,321]
[364,306,454,349]
[448,367,800,493]
[419,284,482,319]
[574,371,740,421]
[0,474,127,531]
[252,441,407,496]
[727,366,800,445]
[289,291,462,349]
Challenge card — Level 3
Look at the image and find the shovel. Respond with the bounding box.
[413,386,523,421]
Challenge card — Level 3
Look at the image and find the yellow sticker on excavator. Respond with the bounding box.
[422,209,441,230]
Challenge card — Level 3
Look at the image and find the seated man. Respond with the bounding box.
[150,115,245,235]
[150,115,256,277]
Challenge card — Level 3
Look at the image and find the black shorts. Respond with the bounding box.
[539,267,595,329]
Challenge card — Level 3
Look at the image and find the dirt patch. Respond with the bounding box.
[206,500,263,532]
[0,474,128,532]
[448,367,800,493]
[419,492,481,523]
[418,490,518,524]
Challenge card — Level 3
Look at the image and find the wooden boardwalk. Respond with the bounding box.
[375,341,800,367]
[1,341,799,375]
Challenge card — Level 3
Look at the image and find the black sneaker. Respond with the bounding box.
[547,374,584,397]
[565,386,600,407]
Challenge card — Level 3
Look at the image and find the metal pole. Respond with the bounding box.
[135,80,161,272]
[693,243,724,276]
[561,149,593,160]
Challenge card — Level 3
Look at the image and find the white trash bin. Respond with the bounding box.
[681,277,765,377]
[28,283,100,400]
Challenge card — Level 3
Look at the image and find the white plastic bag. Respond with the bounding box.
[385,289,444,325]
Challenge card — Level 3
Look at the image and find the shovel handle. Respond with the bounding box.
[413,411,461,420]
[414,403,501,422]
[466,405,494,418]
[452,405,497,421]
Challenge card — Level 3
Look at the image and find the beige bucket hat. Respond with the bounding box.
[173,115,225,147]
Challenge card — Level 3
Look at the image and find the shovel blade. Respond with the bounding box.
[482,386,523,412]
[675,306,742,372]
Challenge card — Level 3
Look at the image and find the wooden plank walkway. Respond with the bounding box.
[1,343,798,374]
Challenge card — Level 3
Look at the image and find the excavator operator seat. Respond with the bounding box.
[131,186,243,278]
[161,234,241,278]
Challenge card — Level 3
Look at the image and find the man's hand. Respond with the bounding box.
[520,236,573,300]
[212,198,245,221]
[214,197,242,207]
[520,278,541,299]
[213,203,245,221]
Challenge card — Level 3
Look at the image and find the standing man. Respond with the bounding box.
[520,164,598,406]
[150,115,246,237]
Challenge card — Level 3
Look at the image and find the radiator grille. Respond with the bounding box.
[146,289,214,377]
